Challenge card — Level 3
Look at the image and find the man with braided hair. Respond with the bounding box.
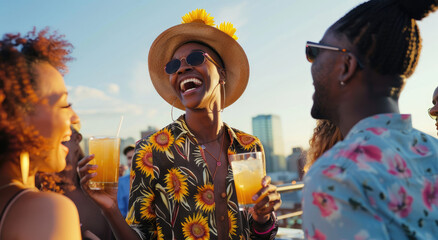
[302,0,438,239]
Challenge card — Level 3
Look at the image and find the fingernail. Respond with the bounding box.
[252,194,259,201]
[91,172,97,177]
[262,180,267,186]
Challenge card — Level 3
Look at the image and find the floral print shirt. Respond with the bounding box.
[302,114,438,240]
[127,115,278,240]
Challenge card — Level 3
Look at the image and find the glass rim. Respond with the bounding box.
[228,151,263,157]
[89,136,120,140]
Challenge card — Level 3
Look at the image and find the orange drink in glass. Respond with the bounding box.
[88,136,120,190]
[229,152,265,209]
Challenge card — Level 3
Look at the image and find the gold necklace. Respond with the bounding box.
[200,133,225,179]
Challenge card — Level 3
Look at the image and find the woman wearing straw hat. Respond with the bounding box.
[79,9,281,240]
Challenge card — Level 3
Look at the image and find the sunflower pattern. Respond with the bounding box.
[134,143,154,178]
[140,190,156,220]
[228,209,238,237]
[164,168,189,203]
[194,183,215,213]
[155,223,164,240]
[235,132,261,150]
[182,212,210,240]
[127,115,277,240]
[150,128,174,153]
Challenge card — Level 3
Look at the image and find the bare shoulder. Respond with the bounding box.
[3,190,81,240]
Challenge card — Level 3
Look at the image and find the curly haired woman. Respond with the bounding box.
[0,28,81,239]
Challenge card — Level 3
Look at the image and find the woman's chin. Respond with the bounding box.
[39,146,68,173]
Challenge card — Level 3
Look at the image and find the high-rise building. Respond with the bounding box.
[286,147,306,179]
[252,114,286,173]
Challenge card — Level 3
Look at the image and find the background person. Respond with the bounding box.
[429,86,438,136]
[0,28,81,239]
[117,144,134,218]
[302,0,438,239]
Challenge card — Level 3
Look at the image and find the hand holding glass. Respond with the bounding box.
[229,152,265,210]
[88,136,120,190]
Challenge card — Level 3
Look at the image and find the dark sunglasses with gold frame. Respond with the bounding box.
[306,41,364,69]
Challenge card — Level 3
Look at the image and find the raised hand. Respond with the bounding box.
[77,154,119,210]
[250,175,282,224]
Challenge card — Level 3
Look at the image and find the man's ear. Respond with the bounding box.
[339,53,361,85]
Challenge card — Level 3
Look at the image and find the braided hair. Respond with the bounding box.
[331,0,437,80]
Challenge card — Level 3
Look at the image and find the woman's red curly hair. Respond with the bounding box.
[304,120,343,173]
[0,27,73,165]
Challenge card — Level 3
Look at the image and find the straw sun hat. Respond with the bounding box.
[148,9,249,110]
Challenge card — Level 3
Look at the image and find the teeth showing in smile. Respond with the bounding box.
[180,78,202,93]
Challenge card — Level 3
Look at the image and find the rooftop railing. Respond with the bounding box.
[276,182,304,220]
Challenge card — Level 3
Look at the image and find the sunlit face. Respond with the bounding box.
[27,62,80,172]
[431,86,438,135]
[310,30,342,120]
[168,42,224,110]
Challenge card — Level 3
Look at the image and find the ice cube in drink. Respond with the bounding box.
[230,152,265,209]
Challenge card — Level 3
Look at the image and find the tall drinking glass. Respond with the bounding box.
[229,152,265,210]
[88,136,120,190]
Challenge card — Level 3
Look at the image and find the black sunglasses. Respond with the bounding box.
[306,41,364,68]
[165,51,221,75]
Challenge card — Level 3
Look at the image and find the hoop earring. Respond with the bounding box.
[20,152,29,185]
[207,82,223,113]
[170,98,176,122]
[220,81,226,112]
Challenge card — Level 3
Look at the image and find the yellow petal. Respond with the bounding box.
[181,9,215,26]
[217,22,238,40]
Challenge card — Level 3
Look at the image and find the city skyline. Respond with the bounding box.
[252,114,286,172]
[2,1,437,155]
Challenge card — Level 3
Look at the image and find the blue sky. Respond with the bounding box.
[2,0,438,155]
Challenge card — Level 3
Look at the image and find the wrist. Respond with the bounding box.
[252,212,276,235]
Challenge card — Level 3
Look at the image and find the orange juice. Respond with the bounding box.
[230,152,265,208]
[233,167,264,205]
[88,136,120,190]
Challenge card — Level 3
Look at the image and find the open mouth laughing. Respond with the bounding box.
[180,78,202,94]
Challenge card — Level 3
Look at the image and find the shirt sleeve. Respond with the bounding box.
[302,161,389,240]
[117,176,129,218]
[126,138,156,240]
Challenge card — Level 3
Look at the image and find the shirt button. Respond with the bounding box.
[221,192,227,198]
[220,216,225,221]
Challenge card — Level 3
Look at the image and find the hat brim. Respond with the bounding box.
[148,22,249,110]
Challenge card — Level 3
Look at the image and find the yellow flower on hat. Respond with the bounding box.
[217,22,238,40]
[181,9,215,26]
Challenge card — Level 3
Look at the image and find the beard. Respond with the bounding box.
[311,82,331,120]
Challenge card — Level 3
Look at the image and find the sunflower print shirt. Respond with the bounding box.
[127,115,278,240]
[302,114,438,240]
